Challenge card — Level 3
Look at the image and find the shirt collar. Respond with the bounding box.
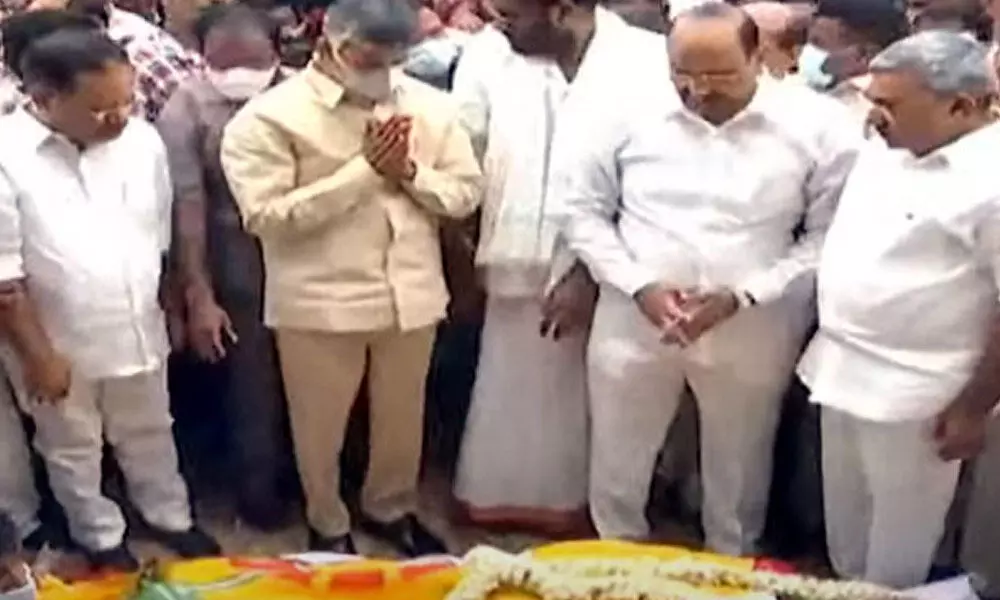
[8,106,58,151]
[915,122,1000,169]
[302,64,404,111]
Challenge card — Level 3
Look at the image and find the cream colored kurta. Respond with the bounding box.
[221,66,483,334]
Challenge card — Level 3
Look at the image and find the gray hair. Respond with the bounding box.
[869,31,994,96]
[325,0,419,46]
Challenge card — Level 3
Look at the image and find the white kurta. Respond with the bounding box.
[799,123,1000,588]
[451,12,668,529]
[0,109,191,551]
[559,77,859,554]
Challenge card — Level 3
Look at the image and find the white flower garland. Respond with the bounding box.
[445,547,913,600]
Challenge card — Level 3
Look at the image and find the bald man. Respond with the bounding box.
[743,1,809,77]
[559,1,860,555]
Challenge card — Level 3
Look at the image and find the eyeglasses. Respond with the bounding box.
[89,98,135,122]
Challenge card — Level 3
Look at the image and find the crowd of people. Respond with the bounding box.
[0,0,999,597]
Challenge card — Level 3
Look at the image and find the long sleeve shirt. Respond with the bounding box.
[558,77,860,305]
[220,66,483,333]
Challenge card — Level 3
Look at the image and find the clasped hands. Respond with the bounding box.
[635,283,739,346]
[363,114,416,182]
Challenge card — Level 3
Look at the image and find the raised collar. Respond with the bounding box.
[302,64,405,111]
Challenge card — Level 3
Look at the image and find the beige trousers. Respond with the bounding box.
[276,326,436,538]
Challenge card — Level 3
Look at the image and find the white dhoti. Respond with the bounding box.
[26,366,192,551]
[960,418,1000,597]
[588,286,803,555]
[0,363,39,540]
[454,295,589,532]
[821,406,961,589]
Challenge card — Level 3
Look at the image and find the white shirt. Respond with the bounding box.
[454,10,668,297]
[559,76,861,303]
[0,108,172,379]
[799,124,1000,422]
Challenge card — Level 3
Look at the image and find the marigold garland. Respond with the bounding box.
[445,547,912,600]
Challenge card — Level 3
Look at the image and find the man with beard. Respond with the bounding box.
[559,2,859,554]
[450,0,665,536]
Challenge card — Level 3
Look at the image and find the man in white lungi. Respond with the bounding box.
[559,2,859,555]
[451,0,666,536]
[0,29,218,570]
[799,31,1000,589]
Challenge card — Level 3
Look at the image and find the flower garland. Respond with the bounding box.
[445,547,913,600]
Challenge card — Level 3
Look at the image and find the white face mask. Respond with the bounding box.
[322,40,395,103]
[206,66,278,101]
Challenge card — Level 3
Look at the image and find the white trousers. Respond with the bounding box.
[961,417,1000,597]
[821,406,961,589]
[0,364,39,540]
[587,287,803,555]
[26,366,192,551]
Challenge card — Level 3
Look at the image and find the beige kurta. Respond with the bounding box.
[220,65,482,537]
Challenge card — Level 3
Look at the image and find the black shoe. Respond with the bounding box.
[358,514,447,557]
[22,526,49,553]
[85,544,140,572]
[307,529,357,554]
[148,526,222,558]
[238,497,293,532]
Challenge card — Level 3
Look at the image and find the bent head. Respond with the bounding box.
[669,2,761,124]
[865,31,995,155]
[196,3,280,101]
[487,0,597,58]
[315,0,417,103]
[21,29,135,146]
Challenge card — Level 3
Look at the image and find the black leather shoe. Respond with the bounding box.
[148,526,222,558]
[238,497,293,532]
[307,529,357,554]
[85,544,140,572]
[22,526,49,553]
[358,514,447,557]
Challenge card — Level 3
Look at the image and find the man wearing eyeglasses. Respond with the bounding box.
[0,29,219,571]
[559,1,860,555]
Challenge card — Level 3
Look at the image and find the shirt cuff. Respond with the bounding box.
[0,253,24,282]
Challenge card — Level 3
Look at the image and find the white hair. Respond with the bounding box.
[325,0,418,46]
[869,30,994,96]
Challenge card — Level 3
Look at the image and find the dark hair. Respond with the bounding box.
[325,0,419,46]
[193,3,281,53]
[673,2,761,55]
[814,0,907,49]
[913,0,991,41]
[20,29,129,95]
[0,9,101,78]
[65,0,110,27]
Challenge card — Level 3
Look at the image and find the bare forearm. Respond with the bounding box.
[0,280,56,367]
[955,313,1000,415]
[175,196,213,301]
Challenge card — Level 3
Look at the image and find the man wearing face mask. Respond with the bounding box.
[221,0,482,556]
[798,31,1000,588]
[156,2,296,532]
[797,0,907,124]
[559,2,860,555]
